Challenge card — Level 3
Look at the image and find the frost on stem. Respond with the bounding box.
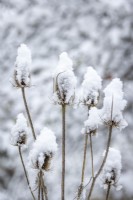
[80,66,102,106]
[81,107,101,136]
[29,127,58,171]
[100,148,122,191]
[100,78,128,130]
[52,52,77,105]
[12,43,31,88]
[10,113,28,146]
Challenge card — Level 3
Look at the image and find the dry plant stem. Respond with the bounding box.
[38,172,41,200]
[41,187,44,200]
[18,146,36,200]
[21,87,36,140]
[87,125,113,200]
[105,184,111,200]
[89,133,94,178]
[61,104,66,200]
[77,133,89,200]
[40,171,45,200]
[42,175,48,200]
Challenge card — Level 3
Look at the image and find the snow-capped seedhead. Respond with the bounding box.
[53,52,77,105]
[10,113,28,146]
[81,66,102,106]
[82,107,101,135]
[100,148,122,191]
[29,127,58,171]
[13,43,31,88]
[100,78,128,130]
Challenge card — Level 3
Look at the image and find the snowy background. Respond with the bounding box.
[0,0,133,199]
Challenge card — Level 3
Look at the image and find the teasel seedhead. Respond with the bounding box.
[52,52,77,105]
[29,127,58,171]
[80,67,102,107]
[10,113,28,146]
[81,107,101,136]
[100,148,122,191]
[12,43,31,88]
[100,78,128,130]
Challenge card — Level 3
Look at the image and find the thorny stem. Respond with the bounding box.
[18,146,36,200]
[21,87,36,140]
[77,134,88,200]
[61,104,66,200]
[105,184,111,200]
[89,133,94,178]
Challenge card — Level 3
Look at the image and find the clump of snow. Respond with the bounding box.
[29,127,58,171]
[100,147,122,191]
[81,107,101,135]
[10,113,28,146]
[52,52,77,105]
[99,78,128,130]
[80,66,102,106]
[12,43,31,88]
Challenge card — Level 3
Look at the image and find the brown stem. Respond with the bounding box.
[21,87,36,140]
[89,133,94,178]
[38,172,41,200]
[77,134,88,200]
[106,184,111,200]
[87,125,113,200]
[41,174,48,200]
[18,146,36,200]
[61,104,66,200]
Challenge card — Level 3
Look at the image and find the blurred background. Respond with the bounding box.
[0,0,133,199]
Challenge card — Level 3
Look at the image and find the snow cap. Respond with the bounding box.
[10,113,28,146]
[81,66,102,106]
[100,148,122,191]
[53,52,77,105]
[29,127,58,171]
[13,43,31,88]
[100,78,127,130]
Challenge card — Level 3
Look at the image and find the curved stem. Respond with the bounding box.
[89,133,94,178]
[21,87,36,140]
[106,184,111,200]
[18,146,36,200]
[61,104,66,200]
[87,125,113,199]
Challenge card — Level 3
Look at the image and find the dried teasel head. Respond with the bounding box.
[52,52,77,105]
[32,152,53,171]
[81,67,102,107]
[10,113,28,147]
[12,44,31,88]
[29,127,58,171]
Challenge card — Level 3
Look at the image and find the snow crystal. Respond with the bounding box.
[83,107,101,135]
[80,66,102,106]
[100,147,122,190]
[29,127,58,171]
[10,113,28,146]
[100,78,128,130]
[52,52,77,105]
[13,43,31,88]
